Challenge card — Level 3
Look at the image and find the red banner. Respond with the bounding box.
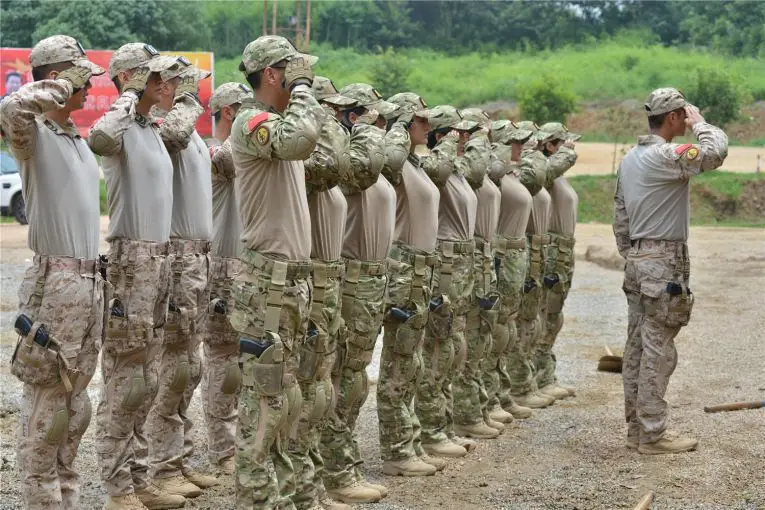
[1,48,214,137]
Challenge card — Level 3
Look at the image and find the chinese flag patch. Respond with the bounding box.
[247,112,270,133]
[674,143,692,155]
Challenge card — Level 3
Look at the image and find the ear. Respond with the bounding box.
[348,111,358,124]
[48,70,61,80]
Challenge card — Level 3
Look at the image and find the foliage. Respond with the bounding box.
[369,47,411,98]
[516,74,578,124]
[686,67,747,127]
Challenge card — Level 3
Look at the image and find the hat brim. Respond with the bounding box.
[414,108,432,119]
[452,119,479,132]
[149,55,181,73]
[366,99,396,116]
[181,67,212,81]
[320,93,357,107]
[73,58,105,76]
[287,53,319,66]
[567,133,581,142]
[509,128,534,142]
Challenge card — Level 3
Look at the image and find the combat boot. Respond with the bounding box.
[423,440,468,458]
[419,453,447,471]
[182,469,220,489]
[103,493,149,510]
[539,384,572,400]
[134,483,186,509]
[319,495,352,510]
[153,475,202,498]
[327,481,382,503]
[513,392,552,409]
[504,399,534,419]
[216,457,235,475]
[638,436,698,455]
[626,436,639,450]
[357,479,388,498]
[382,457,438,477]
[484,416,506,432]
[454,422,501,439]
[487,406,514,424]
[451,435,478,452]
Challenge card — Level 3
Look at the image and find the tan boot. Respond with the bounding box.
[182,469,220,489]
[626,436,639,450]
[485,416,506,432]
[423,440,468,458]
[103,493,150,510]
[504,400,534,419]
[319,495,352,510]
[513,392,551,409]
[327,481,382,503]
[357,479,388,498]
[216,457,235,475]
[152,475,202,498]
[638,436,698,455]
[451,435,477,452]
[559,383,576,396]
[382,457,437,477]
[539,384,572,400]
[134,483,186,509]
[488,406,514,424]
[454,422,501,439]
[419,453,447,471]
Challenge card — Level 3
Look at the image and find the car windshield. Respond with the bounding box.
[1,152,19,174]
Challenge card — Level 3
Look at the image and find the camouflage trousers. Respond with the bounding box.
[377,244,437,461]
[149,239,211,480]
[453,238,498,426]
[96,239,170,497]
[622,240,693,444]
[320,260,387,490]
[13,255,105,510]
[202,256,243,465]
[484,235,527,410]
[289,260,343,510]
[534,233,575,389]
[415,239,474,446]
[230,249,312,509]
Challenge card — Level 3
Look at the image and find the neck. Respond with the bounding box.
[255,88,285,113]
[651,127,674,143]
[46,108,71,127]
[214,121,231,143]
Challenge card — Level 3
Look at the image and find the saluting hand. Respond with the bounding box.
[684,104,706,128]
[57,64,93,91]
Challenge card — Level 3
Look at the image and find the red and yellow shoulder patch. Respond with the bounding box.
[674,143,693,155]
[247,112,270,133]
[674,143,700,160]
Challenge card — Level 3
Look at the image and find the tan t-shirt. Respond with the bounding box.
[498,173,532,238]
[394,158,440,252]
[209,138,242,258]
[309,186,347,261]
[526,186,551,235]
[438,172,477,242]
[548,176,578,236]
[342,174,396,261]
[170,131,213,241]
[474,174,500,241]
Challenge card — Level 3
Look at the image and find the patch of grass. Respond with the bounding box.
[0,216,16,224]
[100,180,107,215]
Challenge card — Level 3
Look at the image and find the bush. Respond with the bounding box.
[517,74,577,124]
[369,47,411,98]
[686,67,745,126]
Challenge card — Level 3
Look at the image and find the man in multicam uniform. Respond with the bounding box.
[147,60,221,497]
[228,35,323,508]
[0,35,106,510]
[319,82,402,504]
[89,42,187,510]
[203,82,252,475]
[614,88,727,455]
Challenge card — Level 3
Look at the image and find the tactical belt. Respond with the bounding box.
[473,237,493,258]
[241,249,312,280]
[632,239,687,251]
[493,235,527,252]
[556,236,576,249]
[343,259,387,299]
[109,238,170,258]
[170,238,211,255]
[32,254,100,276]
[438,239,475,256]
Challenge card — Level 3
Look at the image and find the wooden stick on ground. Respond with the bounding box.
[633,491,655,510]
[704,400,765,413]
[605,345,614,357]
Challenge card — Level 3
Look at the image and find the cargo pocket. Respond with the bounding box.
[427,297,452,339]
[641,280,694,329]
[106,310,149,357]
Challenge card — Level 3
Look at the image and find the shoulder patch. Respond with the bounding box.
[674,143,692,156]
[255,125,270,145]
[685,146,699,160]
[247,112,270,133]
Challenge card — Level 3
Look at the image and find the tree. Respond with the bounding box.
[686,67,745,127]
[369,47,411,98]
[517,74,577,124]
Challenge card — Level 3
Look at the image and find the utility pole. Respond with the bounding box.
[263,0,268,35]
[272,0,278,35]
[306,0,312,51]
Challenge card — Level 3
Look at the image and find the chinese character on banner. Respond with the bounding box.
[0,47,214,138]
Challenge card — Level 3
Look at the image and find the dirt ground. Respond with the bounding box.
[1,221,764,509]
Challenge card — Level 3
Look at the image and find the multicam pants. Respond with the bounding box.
[453,237,498,427]
[534,233,575,389]
[230,249,312,509]
[377,244,437,462]
[149,239,211,480]
[320,259,387,490]
[485,235,528,410]
[202,256,243,465]
[13,255,105,510]
[96,239,170,497]
[415,239,474,446]
[622,239,693,444]
[289,260,343,510]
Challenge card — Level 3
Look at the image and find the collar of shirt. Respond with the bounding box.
[637,134,668,146]
[241,97,279,115]
[43,117,80,138]
[135,112,162,128]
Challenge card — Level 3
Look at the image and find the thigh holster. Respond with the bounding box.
[241,331,285,397]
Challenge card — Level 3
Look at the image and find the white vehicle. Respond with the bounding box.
[0,151,26,224]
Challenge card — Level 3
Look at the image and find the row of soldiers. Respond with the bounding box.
[1,34,580,510]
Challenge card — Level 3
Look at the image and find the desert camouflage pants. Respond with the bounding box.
[230,249,311,509]
[622,239,693,444]
[485,236,527,410]
[289,260,343,510]
[453,238,498,426]
[96,239,170,496]
[202,256,243,465]
[377,244,436,461]
[320,260,387,490]
[415,239,474,446]
[149,239,210,480]
[13,255,105,510]
[535,233,575,389]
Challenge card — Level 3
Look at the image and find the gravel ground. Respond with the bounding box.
[1,223,764,510]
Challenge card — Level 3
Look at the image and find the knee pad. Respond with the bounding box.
[346,370,368,411]
[169,360,190,393]
[309,380,333,423]
[70,393,93,438]
[122,374,147,411]
[221,362,242,395]
[44,408,70,445]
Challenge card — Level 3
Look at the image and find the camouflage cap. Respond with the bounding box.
[427,105,478,132]
[536,122,581,143]
[460,108,491,128]
[514,120,540,133]
[109,43,180,79]
[386,92,431,120]
[160,55,212,83]
[240,35,318,75]
[489,120,533,144]
[312,76,357,107]
[644,87,688,116]
[209,82,253,114]
[339,83,397,115]
[30,35,105,76]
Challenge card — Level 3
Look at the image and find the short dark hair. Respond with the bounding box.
[213,111,221,122]
[242,59,287,91]
[31,61,70,82]
[648,107,684,130]
[112,77,121,91]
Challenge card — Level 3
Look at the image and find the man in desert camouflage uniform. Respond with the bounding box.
[614,88,727,455]
[228,35,323,508]
[319,82,404,504]
[147,60,220,497]
[203,82,252,475]
[1,35,105,510]
[89,42,186,510]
